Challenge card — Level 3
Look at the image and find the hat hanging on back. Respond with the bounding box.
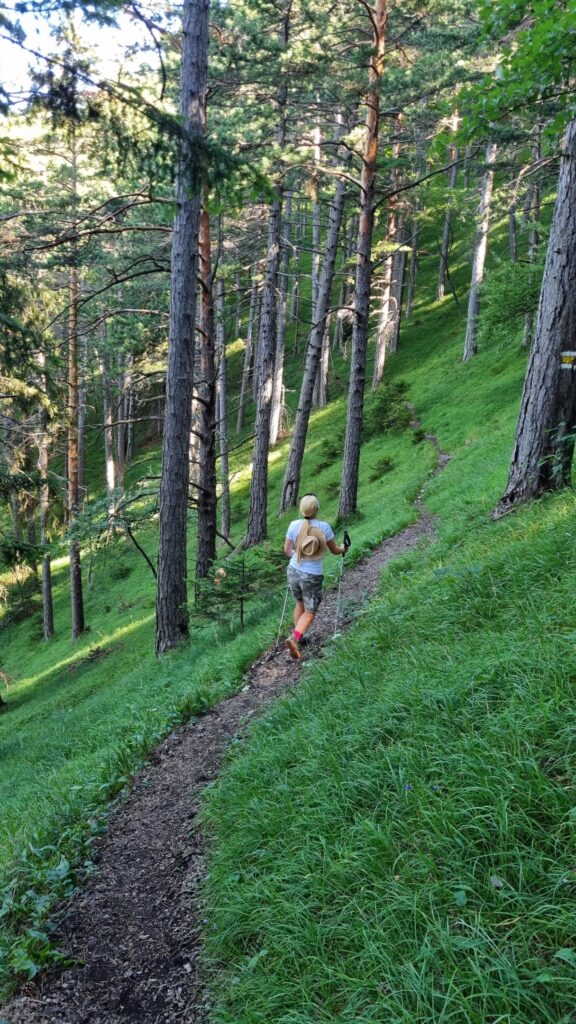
[300,526,328,559]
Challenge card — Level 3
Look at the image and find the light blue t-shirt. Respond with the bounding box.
[286,518,335,576]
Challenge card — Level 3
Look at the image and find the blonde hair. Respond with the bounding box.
[295,494,321,563]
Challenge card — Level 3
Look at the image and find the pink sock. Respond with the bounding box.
[293,630,303,641]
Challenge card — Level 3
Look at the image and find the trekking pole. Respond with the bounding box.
[276,584,290,646]
[333,530,351,636]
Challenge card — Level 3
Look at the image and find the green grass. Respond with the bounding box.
[201,268,576,1020]
[1,176,564,1010]
[0,249,431,995]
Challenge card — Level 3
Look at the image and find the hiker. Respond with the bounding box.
[283,493,349,660]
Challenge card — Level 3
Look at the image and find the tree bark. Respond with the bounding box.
[245,6,289,546]
[522,126,542,349]
[437,112,460,301]
[387,217,407,355]
[69,248,85,639]
[215,276,231,539]
[463,140,498,362]
[156,0,209,653]
[195,205,218,589]
[496,120,576,511]
[280,172,350,512]
[236,268,258,433]
[270,191,292,445]
[339,0,388,518]
[100,334,117,501]
[373,114,401,388]
[38,353,54,640]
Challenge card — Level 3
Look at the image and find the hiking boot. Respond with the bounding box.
[284,637,301,660]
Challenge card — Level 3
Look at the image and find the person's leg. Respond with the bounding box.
[293,600,305,626]
[295,609,315,636]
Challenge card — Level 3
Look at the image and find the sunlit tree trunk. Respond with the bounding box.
[437,112,460,301]
[195,205,217,588]
[463,140,498,362]
[270,191,292,445]
[236,268,258,434]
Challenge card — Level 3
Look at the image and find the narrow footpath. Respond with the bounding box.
[4,445,449,1024]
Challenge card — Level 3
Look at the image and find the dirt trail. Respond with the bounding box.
[4,446,448,1024]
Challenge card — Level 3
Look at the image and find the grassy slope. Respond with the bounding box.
[0,242,432,990]
[201,291,576,1018]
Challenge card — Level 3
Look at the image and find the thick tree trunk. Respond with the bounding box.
[496,120,576,511]
[195,206,218,588]
[245,9,289,546]
[215,277,231,539]
[270,191,292,445]
[437,114,460,301]
[279,173,350,512]
[463,141,498,362]
[339,0,387,519]
[236,269,259,433]
[156,0,209,654]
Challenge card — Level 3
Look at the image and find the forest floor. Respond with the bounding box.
[3,442,449,1024]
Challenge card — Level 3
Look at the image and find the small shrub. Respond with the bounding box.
[363,380,411,441]
[369,456,396,482]
[109,561,132,581]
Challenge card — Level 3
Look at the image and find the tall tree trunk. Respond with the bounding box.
[38,353,54,640]
[100,336,117,519]
[387,217,407,355]
[495,120,576,512]
[522,126,542,349]
[215,277,231,539]
[270,191,292,445]
[245,6,289,547]
[236,269,259,433]
[116,356,126,492]
[195,205,218,588]
[463,140,498,362]
[279,172,350,511]
[251,283,264,402]
[436,112,460,302]
[77,336,88,505]
[406,116,425,319]
[373,115,401,388]
[339,0,387,518]
[189,340,202,489]
[156,0,209,654]
[69,242,85,639]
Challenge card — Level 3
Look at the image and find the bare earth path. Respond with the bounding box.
[4,447,448,1024]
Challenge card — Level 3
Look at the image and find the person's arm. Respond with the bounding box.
[327,538,346,556]
[284,536,294,557]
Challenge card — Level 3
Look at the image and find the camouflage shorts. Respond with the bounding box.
[287,566,324,613]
